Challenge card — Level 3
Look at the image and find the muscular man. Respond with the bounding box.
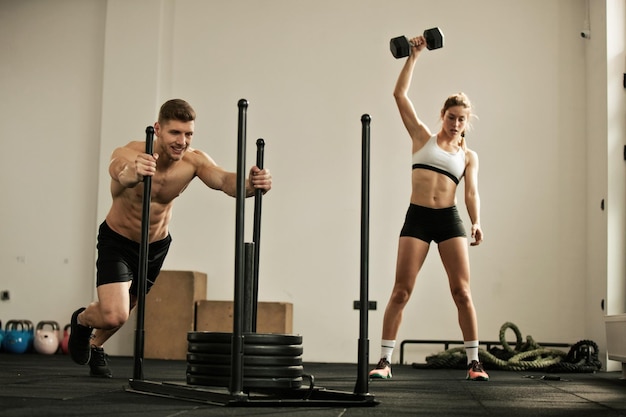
[69,99,272,377]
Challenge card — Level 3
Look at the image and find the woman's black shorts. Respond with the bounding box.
[399,204,466,243]
[96,221,172,295]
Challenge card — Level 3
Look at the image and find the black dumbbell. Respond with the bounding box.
[390,27,444,58]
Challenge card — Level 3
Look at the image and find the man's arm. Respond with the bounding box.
[109,144,158,189]
[194,150,271,197]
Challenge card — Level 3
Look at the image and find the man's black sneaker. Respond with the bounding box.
[69,307,92,365]
[89,346,112,378]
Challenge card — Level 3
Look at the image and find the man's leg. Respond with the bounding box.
[89,294,137,345]
[81,281,132,329]
[69,282,131,367]
[91,293,139,378]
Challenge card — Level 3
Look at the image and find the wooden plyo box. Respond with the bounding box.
[195,300,293,334]
[144,270,207,360]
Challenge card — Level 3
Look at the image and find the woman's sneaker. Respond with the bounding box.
[466,360,489,381]
[89,346,112,378]
[369,358,392,379]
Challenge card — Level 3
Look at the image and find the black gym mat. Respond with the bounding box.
[1,353,626,416]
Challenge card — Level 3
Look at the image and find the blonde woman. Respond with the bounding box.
[370,35,488,381]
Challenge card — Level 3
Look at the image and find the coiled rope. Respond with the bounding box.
[412,322,602,373]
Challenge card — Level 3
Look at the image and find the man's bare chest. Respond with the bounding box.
[136,171,194,204]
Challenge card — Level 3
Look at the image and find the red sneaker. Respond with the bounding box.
[369,358,392,379]
[467,360,489,381]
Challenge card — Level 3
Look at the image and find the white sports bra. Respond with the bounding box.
[411,135,466,184]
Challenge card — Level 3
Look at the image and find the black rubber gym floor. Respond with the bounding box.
[1,353,626,416]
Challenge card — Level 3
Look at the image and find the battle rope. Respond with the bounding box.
[411,322,603,373]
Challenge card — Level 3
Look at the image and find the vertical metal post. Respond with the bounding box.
[243,242,255,333]
[354,114,371,395]
[230,99,248,396]
[251,138,265,332]
[133,125,154,381]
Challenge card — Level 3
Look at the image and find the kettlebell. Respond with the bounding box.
[3,320,29,354]
[60,324,71,355]
[22,320,35,351]
[34,321,60,355]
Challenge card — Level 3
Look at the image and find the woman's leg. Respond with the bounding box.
[437,237,477,340]
[438,237,488,380]
[382,237,430,341]
[370,237,429,377]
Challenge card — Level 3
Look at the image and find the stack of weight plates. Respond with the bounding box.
[186,332,304,391]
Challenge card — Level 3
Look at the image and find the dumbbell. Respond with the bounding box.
[390,27,444,58]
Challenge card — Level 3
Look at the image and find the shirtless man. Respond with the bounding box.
[69,99,272,377]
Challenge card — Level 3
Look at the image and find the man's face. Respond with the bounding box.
[155,119,194,161]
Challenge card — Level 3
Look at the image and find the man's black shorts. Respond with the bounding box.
[96,221,172,295]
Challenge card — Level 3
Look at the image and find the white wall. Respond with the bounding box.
[1,0,622,366]
[0,0,105,329]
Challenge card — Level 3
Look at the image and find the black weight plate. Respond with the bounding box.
[188,331,302,346]
[188,342,303,356]
[186,374,302,390]
[187,353,302,366]
[187,342,229,354]
[187,364,303,378]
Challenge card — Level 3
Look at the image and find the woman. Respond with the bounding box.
[369,35,488,381]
